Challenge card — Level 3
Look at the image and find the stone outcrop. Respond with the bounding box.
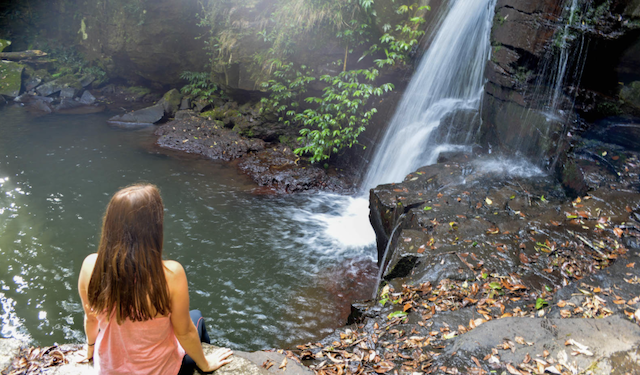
[0,340,312,375]
[308,147,640,374]
[480,0,566,164]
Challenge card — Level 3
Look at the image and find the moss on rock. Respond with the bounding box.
[0,61,24,98]
[619,81,640,110]
[0,39,10,53]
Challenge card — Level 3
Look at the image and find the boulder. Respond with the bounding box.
[78,90,96,105]
[14,93,54,104]
[620,81,640,110]
[0,61,24,98]
[586,117,640,150]
[79,74,95,88]
[107,103,165,126]
[35,75,82,97]
[60,87,76,99]
[159,88,182,117]
[28,99,53,113]
[55,98,85,112]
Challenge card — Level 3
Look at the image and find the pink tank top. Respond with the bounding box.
[94,313,186,375]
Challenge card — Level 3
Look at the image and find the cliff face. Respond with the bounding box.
[74,0,208,87]
[480,0,564,164]
[481,0,640,161]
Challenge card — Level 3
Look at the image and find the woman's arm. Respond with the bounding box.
[78,254,99,359]
[166,261,233,372]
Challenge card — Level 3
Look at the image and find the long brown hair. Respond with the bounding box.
[87,184,171,324]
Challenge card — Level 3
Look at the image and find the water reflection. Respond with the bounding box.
[0,107,377,350]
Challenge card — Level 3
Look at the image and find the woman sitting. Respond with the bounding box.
[77,183,233,374]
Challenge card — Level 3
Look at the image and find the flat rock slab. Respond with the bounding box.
[440,315,640,374]
[107,103,164,126]
[0,341,308,375]
[0,338,22,371]
[235,350,313,375]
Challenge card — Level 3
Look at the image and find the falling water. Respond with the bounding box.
[361,0,497,191]
[550,0,580,112]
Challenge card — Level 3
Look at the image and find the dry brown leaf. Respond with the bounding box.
[506,363,522,374]
[279,357,288,370]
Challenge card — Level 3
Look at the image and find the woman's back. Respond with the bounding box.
[95,314,185,375]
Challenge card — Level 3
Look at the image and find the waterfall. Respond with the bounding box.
[361,0,497,191]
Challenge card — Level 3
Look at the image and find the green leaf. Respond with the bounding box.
[379,297,389,306]
[544,285,552,292]
[423,206,432,211]
[472,241,478,247]
[489,282,502,290]
[540,195,547,202]
[387,311,408,320]
[536,297,548,310]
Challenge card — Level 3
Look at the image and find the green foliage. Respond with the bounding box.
[535,297,548,310]
[180,71,223,103]
[194,0,429,163]
[371,3,428,68]
[49,46,108,85]
[259,62,315,123]
[262,65,393,162]
[294,69,393,162]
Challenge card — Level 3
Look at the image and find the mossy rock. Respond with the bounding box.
[126,86,152,100]
[619,81,640,110]
[0,61,24,98]
[200,109,225,120]
[161,88,182,115]
[0,39,11,53]
[56,74,83,90]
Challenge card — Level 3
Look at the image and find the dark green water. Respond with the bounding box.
[0,106,377,350]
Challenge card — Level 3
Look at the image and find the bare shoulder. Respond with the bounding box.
[163,260,185,279]
[80,253,98,275]
[78,253,98,291]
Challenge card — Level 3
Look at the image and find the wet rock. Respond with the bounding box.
[155,117,265,162]
[79,74,95,88]
[13,93,53,104]
[78,90,96,105]
[0,95,6,106]
[180,97,190,110]
[59,87,76,99]
[0,61,24,98]
[23,76,42,92]
[54,98,85,112]
[35,76,81,97]
[28,99,53,113]
[107,103,165,126]
[589,118,640,150]
[237,145,346,194]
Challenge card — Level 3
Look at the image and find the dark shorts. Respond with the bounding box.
[177,310,211,375]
